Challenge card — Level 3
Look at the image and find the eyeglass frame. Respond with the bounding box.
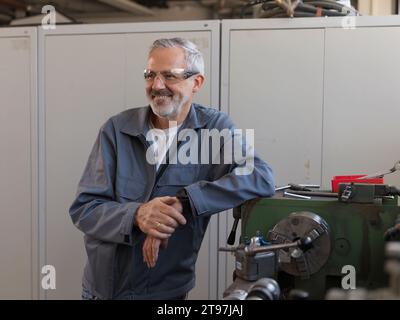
[143,68,200,84]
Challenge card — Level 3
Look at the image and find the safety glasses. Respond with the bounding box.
[143,68,199,84]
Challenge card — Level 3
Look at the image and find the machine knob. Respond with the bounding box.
[246,278,280,300]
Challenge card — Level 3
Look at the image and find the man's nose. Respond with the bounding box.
[152,75,166,89]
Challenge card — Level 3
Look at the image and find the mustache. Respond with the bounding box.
[151,89,173,97]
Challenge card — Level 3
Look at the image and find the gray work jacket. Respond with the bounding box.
[69,103,275,299]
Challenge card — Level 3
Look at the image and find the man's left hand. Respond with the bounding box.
[142,197,183,268]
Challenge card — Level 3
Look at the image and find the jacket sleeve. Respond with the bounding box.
[69,119,141,245]
[185,114,275,216]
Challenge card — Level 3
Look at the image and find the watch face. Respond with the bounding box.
[176,188,187,198]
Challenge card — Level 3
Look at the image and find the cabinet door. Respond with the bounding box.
[41,22,219,299]
[0,28,37,299]
[323,27,400,188]
[226,28,324,187]
[43,32,126,300]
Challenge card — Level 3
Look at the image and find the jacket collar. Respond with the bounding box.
[120,103,210,137]
[120,106,150,137]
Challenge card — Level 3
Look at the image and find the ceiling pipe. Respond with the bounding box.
[0,13,12,22]
[97,0,155,16]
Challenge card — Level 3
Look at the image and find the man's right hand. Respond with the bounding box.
[135,196,186,239]
[142,236,169,268]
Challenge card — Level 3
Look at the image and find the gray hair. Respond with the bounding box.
[149,38,205,75]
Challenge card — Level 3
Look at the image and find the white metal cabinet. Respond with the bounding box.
[225,27,325,186]
[0,27,38,299]
[323,25,400,188]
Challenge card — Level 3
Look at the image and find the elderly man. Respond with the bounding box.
[70,38,274,300]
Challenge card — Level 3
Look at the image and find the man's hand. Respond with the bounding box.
[142,236,169,268]
[135,196,185,239]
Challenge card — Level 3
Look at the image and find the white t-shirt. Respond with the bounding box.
[147,120,182,171]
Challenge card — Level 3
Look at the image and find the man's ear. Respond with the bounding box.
[192,74,205,93]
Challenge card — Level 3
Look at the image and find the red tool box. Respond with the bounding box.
[331,175,384,193]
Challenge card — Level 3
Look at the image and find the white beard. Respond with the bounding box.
[150,94,188,119]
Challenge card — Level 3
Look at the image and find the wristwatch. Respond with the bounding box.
[176,188,192,216]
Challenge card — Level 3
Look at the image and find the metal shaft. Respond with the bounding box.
[287,190,338,197]
[245,241,299,255]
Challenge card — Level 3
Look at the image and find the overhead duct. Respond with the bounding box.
[0,13,12,23]
[97,0,155,16]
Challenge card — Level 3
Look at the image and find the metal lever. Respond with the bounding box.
[227,218,239,245]
[244,241,299,255]
[220,237,313,256]
[359,160,400,179]
[275,184,320,191]
[244,236,313,256]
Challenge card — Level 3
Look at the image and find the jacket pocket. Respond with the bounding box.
[157,164,200,186]
[154,164,200,201]
[115,174,146,202]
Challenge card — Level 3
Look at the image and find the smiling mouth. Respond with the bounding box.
[150,89,173,100]
[152,95,172,99]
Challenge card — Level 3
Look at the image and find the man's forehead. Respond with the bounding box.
[147,47,187,69]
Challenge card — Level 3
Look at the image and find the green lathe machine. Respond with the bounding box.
[221,183,400,300]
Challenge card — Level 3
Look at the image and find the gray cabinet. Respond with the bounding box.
[225,27,325,186]
[0,27,38,299]
[323,26,400,188]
